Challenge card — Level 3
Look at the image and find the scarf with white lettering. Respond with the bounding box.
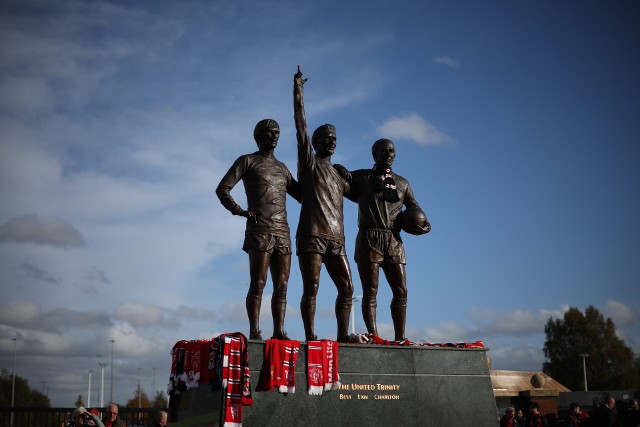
[372,166,400,203]
[306,340,340,395]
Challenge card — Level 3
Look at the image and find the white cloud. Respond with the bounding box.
[431,56,460,69]
[377,113,454,146]
[488,343,545,371]
[415,321,477,343]
[470,305,569,337]
[20,261,61,285]
[0,76,53,112]
[114,303,176,329]
[0,214,85,247]
[84,267,111,284]
[0,300,41,328]
[604,300,640,326]
[406,305,573,344]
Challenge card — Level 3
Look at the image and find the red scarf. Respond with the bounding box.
[221,335,253,427]
[306,340,340,395]
[258,339,300,393]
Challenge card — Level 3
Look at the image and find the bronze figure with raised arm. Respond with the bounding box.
[216,119,300,340]
[336,138,430,341]
[293,66,354,342]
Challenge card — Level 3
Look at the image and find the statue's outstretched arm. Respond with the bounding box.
[294,66,310,151]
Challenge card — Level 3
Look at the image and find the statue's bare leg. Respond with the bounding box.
[270,253,291,339]
[357,261,380,336]
[247,249,271,340]
[299,253,322,341]
[382,262,407,341]
[325,255,354,342]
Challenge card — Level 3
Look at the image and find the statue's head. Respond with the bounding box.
[311,124,336,156]
[372,138,395,168]
[253,119,280,148]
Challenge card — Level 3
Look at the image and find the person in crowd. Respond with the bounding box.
[216,118,300,340]
[102,403,126,427]
[565,402,584,427]
[591,395,618,427]
[151,410,168,427]
[622,399,640,427]
[500,406,517,427]
[293,66,354,342]
[69,406,104,427]
[514,408,527,426]
[528,401,549,427]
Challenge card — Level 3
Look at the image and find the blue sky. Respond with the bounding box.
[1,0,638,407]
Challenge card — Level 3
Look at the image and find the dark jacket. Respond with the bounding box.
[102,418,126,427]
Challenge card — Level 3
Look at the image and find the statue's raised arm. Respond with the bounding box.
[292,65,354,343]
[293,66,310,155]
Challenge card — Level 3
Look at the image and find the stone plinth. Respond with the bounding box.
[170,340,499,427]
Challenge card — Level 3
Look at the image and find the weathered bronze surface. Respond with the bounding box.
[216,119,300,340]
[293,66,354,342]
[216,67,431,344]
[338,138,430,341]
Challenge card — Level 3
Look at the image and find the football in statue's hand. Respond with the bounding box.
[398,207,428,235]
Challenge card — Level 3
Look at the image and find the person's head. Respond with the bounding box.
[372,139,396,169]
[516,408,524,419]
[504,407,514,419]
[106,403,119,422]
[253,119,280,151]
[72,407,93,426]
[156,410,168,426]
[632,399,639,410]
[311,124,336,157]
[529,402,540,416]
[606,396,616,409]
[569,402,580,414]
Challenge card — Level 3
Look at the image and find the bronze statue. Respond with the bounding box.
[336,138,430,341]
[216,119,301,340]
[293,66,354,342]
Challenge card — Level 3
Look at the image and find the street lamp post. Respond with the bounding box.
[350,295,362,335]
[87,370,93,408]
[580,353,588,391]
[98,362,106,408]
[137,368,141,407]
[10,338,17,427]
[137,368,142,424]
[109,339,115,403]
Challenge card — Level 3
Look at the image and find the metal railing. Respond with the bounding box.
[0,407,158,427]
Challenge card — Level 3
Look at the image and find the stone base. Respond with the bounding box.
[170,340,499,426]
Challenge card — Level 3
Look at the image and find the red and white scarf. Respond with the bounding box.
[280,340,300,393]
[259,339,300,393]
[222,335,253,427]
[306,340,340,395]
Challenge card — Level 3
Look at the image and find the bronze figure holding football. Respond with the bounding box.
[337,138,430,341]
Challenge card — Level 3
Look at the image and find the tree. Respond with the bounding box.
[0,369,51,408]
[543,305,639,390]
[151,390,168,409]
[126,384,152,425]
[75,394,84,407]
[126,384,150,409]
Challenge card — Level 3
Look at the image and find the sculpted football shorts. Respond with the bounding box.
[296,235,347,256]
[243,233,292,255]
[354,228,406,265]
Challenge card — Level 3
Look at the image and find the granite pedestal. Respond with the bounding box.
[170,340,499,426]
